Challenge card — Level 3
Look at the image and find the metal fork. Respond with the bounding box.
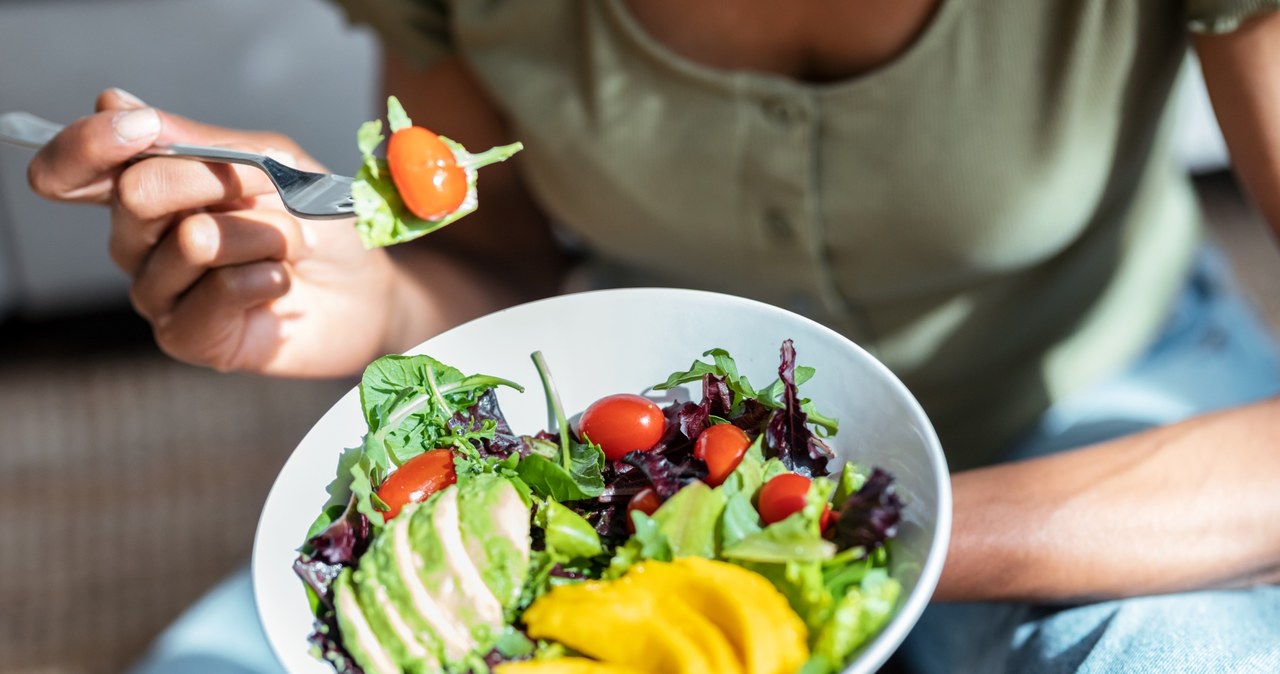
[0,111,354,220]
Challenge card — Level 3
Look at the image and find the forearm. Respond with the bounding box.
[936,396,1280,603]
[1197,14,1280,239]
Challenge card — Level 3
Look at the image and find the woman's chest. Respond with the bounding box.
[456,0,1187,292]
[619,0,943,83]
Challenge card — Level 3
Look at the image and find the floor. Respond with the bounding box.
[0,172,1276,674]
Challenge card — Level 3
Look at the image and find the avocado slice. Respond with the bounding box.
[333,568,400,674]
[456,473,531,611]
[336,476,532,672]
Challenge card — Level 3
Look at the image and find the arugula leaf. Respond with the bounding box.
[516,352,607,501]
[352,95,523,249]
[654,348,758,406]
[361,354,521,435]
[654,343,838,439]
[349,354,523,526]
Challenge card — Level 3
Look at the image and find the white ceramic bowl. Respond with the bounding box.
[253,287,951,674]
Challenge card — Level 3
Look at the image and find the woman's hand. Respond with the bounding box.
[27,88,398,377]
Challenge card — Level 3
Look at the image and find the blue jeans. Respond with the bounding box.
[130,249,1280,674]
[900,248,1280,674]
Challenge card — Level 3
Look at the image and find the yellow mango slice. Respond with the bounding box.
[494,657,645,674]
[628,558,808,674]
[521,579,742,674]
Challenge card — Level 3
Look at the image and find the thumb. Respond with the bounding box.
[95,87,148,112]
[27,104,162,203]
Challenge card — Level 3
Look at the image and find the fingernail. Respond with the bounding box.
[264,148,296,167]
[113,108,161,143]
[108,87,146,108]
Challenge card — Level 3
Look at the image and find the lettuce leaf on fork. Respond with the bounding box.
[352,96,523,248]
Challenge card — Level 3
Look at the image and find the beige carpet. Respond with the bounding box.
[0,173,1276,674]
[0,336,349,674]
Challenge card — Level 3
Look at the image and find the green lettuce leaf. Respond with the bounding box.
[537,499,603,561]
[352,95,523,249]
[515,448,605,501]
[722,475,836,563]
[605,482,726,576]
[809,569,902,671]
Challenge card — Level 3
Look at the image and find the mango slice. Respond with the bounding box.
[521,579,742,674]
[628,558,808,674]
[494,657,645,674]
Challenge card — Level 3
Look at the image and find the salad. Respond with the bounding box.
[293,341,906,674]
[351,96,523,248]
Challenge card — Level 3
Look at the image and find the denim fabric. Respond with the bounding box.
[900,248,1280,674]
[128,566,279,674]
[129,248,1280,674]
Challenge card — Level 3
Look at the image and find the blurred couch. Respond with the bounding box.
[0,0,377,319]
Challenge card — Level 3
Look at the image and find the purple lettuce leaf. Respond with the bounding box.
[447,389,528,458]
[733,398,773,435]
[304,497,373,566]
[293,556,345,610]
[763,340,834,477]
[620,449,707,500]
[673,373,737,442]
[832,467,903,552]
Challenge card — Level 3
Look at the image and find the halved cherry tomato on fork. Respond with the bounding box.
[757,472,831,528]
[626,486,664,534]
[386,126,468,220]
[693,423,751,487]
[375,449,458,520]
[578,394,665,461]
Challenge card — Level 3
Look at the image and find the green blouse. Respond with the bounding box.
[332,0,1278,469]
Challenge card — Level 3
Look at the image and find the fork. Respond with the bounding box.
[0,111,355,220]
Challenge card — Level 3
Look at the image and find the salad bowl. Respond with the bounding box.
[252,287,952,674]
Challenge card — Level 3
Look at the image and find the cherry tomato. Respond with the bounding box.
[758,473,814,525]
[387,126,468,220]
[626,486,663,534]
[578,393,665,461]
[375,449,457,520]
[693,424,751,487]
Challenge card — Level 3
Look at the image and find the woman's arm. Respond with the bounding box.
[933,11,1280,606]
[1196,12,1280,239]
[374,52,569,354]
[937,397,1280,602]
